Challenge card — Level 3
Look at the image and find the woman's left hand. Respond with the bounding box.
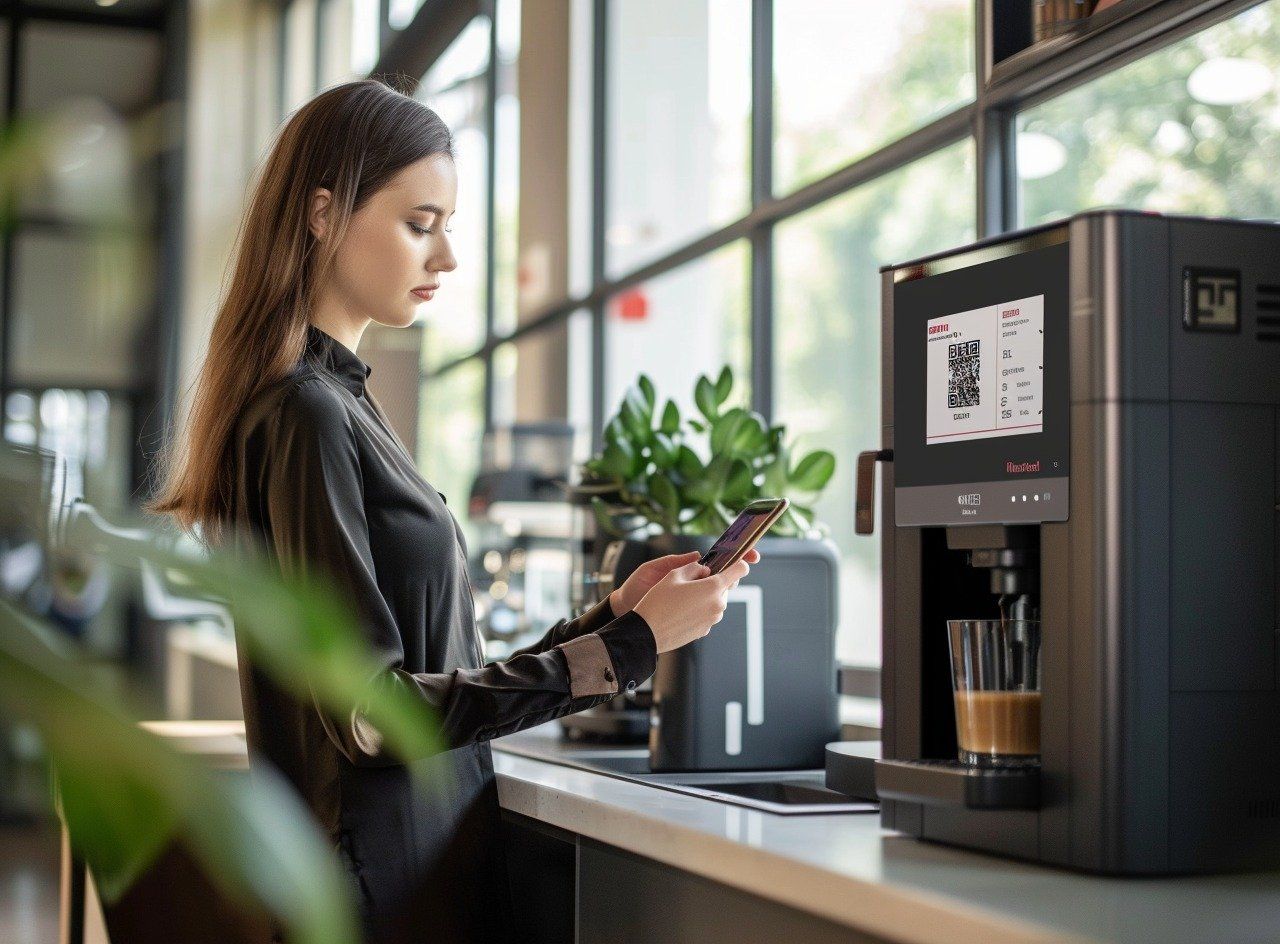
[610,548,761,617]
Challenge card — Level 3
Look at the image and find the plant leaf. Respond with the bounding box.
[650,432,677,470]
[603,415,627,446]
[675,445,704,481]
[591,496,625,537]
[709,407,747,455]
[649,474,680,531]
[637,374,656,410]
[723,459,755,505]
[0,601,361,944]
[694,376,719,422]
[619,397,651,445]
[715,365,733,404]
[790,450,836,492]
[730,412,768,455]
[601,440,636,480]
[659,399,680,435]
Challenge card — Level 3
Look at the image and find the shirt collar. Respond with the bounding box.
[305,324,372,396]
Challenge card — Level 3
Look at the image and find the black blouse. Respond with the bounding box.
[229,324,656,942]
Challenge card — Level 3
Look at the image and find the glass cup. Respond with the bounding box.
[946,618,1042,768]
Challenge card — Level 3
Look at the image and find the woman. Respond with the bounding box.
[151,79,754,942]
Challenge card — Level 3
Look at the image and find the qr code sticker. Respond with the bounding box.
[947,340,980,409]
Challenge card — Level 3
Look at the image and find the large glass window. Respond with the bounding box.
[774,140,975,666]
[492,310,593,451]
[604,240,750,419]
[773,0,974,194]
[283,0,318,112]
[1018,2,1280,225]
[605,0,751,276]
[419,359,486,550]
[418,17,492,370]
[493,0,521,336]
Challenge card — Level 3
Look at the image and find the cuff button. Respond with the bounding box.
[604,668,615,682]
[626,680,638,692]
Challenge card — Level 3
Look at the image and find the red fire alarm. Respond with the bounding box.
[614,287,648,321]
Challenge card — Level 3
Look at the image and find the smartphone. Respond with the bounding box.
[697,498,790,575]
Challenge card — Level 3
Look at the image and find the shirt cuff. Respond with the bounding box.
[558,611,657,699]
[570,596,618,636]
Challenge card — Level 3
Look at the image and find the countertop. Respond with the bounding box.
[492,725,1280,944]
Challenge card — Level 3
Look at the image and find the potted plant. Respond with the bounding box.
[574,368,842,771]
[577,366,836,543]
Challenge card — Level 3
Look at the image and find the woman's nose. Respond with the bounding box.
[431,237,458,273]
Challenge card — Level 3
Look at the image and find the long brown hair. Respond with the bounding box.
[150,78,453,541]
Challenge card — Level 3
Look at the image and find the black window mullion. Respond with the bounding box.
[312,0,325,92]
[481,2,498,432]
[589,0,607,454]
[749,0,773,421]
[0,12,21,402]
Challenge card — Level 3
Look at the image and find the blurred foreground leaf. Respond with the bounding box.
[0,600,359,944]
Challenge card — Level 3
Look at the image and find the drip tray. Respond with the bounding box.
[875,758,1040,810]
[495,739,877,815]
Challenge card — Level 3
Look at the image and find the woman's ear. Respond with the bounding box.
[308,187,332,241]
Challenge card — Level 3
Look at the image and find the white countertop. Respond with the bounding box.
[493,727,1280,944]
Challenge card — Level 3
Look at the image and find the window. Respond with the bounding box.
[1018,2,1280,224]
[417,17,492,370]
[283,0,318,112]
[773,0,974,194]
[605,0,751,276]
[493,0,521,336]
[419,359,486,550]
[383,0,1246,680]
[774,140,976,665]
[604,241,750,419]
[492,310,593,458]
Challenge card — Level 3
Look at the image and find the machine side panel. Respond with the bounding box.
[1117,401,1170,872]
[1169,221,1280,405]
[1037,518,1072,865]
[1169,403,1276,692]
[1069,212,1170,405]
[1170,690,1280,871]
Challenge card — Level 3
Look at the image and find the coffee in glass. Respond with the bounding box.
[946,618,1042,768]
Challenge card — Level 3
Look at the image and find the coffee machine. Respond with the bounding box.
[858,210,1280,874]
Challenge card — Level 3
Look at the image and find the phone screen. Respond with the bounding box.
[697,501,786,575]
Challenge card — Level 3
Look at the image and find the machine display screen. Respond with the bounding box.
[926,295,1044,445]
[892,236,1069,527]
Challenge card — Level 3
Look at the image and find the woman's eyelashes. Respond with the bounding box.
[407,220,454,237]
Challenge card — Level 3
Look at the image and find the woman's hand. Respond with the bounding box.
[610,548,760,617]
[633,557,753,654]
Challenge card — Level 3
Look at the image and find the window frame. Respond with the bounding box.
[372,0,1268,673]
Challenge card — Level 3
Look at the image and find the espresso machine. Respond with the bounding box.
[857,210,1280,874]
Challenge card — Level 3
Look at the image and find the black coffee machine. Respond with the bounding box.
[858,210,1280,874]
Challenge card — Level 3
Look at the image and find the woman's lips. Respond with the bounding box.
[411,288,436,301]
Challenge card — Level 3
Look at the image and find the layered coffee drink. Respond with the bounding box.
[953,690,1041,766]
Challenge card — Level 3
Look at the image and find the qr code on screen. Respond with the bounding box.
[947,341,980,409]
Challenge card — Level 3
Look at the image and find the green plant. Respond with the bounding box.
[1,446,444,944]
[577,367,836,539]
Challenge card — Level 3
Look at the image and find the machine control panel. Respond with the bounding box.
[892,236,1070,527]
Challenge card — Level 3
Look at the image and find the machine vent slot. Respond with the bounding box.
[1257,284,1280,340]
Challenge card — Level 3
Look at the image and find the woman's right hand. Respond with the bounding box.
[632,558,751,654]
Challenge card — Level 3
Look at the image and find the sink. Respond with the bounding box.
[554,749,651,776]
[494,735,877,815]
[675,778,852,806]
